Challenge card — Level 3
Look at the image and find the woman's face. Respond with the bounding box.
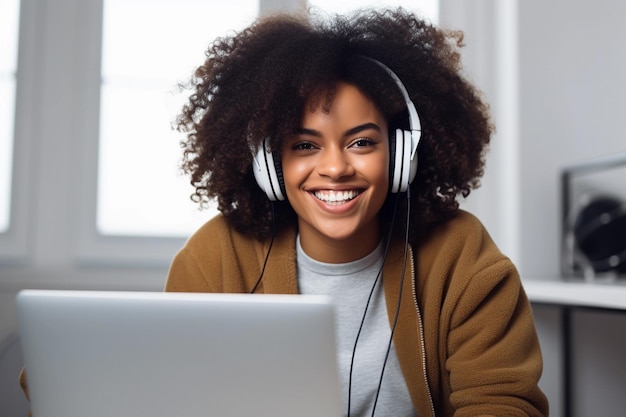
[281,82,390,263]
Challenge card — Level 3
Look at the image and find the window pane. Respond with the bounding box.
[0,0,20,233]
[308,0,438,23]
[99,0,258,237]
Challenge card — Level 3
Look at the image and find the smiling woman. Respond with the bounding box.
[164,7,548,417]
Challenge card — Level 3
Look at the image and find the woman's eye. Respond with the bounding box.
[291,142,317,151]
[351,138,376,148]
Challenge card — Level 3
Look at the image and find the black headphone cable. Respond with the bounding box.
[250,202,276,294]
[346,192,402,417]
[370,187,411,417]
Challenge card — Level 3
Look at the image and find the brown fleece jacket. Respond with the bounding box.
[165,210,549,417]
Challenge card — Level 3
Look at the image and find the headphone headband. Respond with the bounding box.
[359,56,421,167]
[359,57,421,131]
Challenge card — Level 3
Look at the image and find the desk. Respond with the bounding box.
[523,279,626,310]
[522,279,626,417]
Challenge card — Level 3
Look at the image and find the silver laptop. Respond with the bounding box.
[17,289,342,417]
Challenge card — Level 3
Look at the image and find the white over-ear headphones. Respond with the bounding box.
[251,57,421,201]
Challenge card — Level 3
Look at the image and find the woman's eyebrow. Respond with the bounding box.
[294,127,322,137]
[344,123,381,137]
[294,122,382,137]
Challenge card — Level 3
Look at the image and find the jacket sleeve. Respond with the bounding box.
[444,257,549,417]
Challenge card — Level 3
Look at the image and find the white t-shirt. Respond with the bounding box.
[296,236,417,417]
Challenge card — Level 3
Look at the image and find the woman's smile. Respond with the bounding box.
[312,189,362,205]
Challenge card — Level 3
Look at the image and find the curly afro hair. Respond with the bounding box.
[176,7,493,247]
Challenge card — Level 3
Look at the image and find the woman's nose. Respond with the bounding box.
[315,147,355,179]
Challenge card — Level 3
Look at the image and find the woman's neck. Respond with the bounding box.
[297,219,382,263]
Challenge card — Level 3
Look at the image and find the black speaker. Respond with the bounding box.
[561,153,626,279]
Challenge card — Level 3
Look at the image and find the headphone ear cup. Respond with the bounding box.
[388,130,398,193]
[252,140,286,201]
[390,129,407,193]
[389,129,418,193]
[273,157,286,198]
[406,130,419,187]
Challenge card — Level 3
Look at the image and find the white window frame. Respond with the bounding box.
[72,0,180,266]
[0,0,30,264]
[74,0,306,266]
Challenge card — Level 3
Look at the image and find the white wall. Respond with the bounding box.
[518,0,626,279]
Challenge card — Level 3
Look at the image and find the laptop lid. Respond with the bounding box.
[17,289,342,417]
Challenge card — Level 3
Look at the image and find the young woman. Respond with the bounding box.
[165,7,549,417]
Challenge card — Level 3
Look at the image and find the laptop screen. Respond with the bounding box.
[17,290,342,417]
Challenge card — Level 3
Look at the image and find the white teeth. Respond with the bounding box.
[314,190,359,204]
